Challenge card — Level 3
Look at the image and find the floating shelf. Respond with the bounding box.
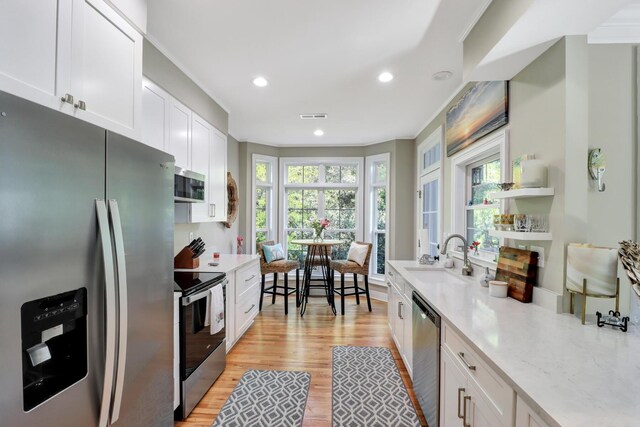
[489,230,553,241]
[489,188,554,199]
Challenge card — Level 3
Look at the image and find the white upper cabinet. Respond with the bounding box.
[0,0,142,139]
[69,0,142,138]
[0,0,67,107]
[141,78,170,152]
[208,129,228,221]
[190,113,213,223]
[169,99,191,170]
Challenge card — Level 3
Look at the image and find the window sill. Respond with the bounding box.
[450,250,498,270]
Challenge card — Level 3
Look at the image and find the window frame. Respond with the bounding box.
[365,153,390,279]
[251,154,278,254]
[278,157,364,261]
[465,154,501,257]
[450,130,509,264]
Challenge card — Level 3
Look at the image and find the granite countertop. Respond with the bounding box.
[175,251,259,274]
[388,260,640,427]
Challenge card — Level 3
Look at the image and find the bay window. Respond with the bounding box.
[280,158,363,262]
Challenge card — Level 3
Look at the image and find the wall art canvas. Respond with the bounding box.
[446,81,508,157]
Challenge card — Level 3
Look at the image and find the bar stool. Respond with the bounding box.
[330,242,373,315]
[257,241,300,315]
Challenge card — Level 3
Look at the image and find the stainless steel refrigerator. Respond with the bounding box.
[0,90,175,426]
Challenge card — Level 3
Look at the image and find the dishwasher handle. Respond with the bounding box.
[412,292,440,326]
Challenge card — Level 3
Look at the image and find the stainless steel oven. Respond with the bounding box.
[174,272,227,420]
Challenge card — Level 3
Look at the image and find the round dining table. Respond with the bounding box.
[291,239,343,316]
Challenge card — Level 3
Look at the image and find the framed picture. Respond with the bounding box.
[446,81,509,157]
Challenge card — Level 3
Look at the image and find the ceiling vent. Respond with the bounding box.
[299,113,328,120]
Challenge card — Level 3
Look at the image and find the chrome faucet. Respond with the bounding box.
[440,234,474,276]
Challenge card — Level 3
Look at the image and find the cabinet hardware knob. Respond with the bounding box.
[60,93,74,104]
[74,100,86,111]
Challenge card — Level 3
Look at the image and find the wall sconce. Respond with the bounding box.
[588,148,606,192]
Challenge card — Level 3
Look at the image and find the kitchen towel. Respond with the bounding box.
[204,285,225,335]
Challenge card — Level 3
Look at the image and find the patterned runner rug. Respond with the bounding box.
[332,346,421,427]
[212,369,311,427]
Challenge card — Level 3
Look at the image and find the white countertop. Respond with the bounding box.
[175,252,259,274]
[388,260,640,427]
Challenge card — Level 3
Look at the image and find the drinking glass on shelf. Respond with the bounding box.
[529,214,549,232]
[514,214,530,232]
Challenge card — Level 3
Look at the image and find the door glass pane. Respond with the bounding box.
[421,175,439,256]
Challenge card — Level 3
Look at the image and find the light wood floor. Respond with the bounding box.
[176,295,427,427]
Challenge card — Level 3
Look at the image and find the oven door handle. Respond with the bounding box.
[182,280,228,306]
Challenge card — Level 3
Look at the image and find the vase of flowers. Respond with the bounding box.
[310,218,330,242]
[236,236,244,255]
[470,241,480,256]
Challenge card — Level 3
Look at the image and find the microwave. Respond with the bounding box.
[174,167,205,203]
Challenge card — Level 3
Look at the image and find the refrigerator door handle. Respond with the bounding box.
[108,200,128,423]
[96,200,117,427]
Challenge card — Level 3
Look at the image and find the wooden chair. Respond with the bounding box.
[257,241,300,315]
[330,242,373,315]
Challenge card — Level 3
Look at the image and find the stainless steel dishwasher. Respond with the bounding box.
[412,291,441,427]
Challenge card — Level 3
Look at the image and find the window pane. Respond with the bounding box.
[466,208,500,253]
[325,189,356,229]
[325,165,341,183]
[303,165,319,183]
[374,162,387,183]
[288,165,303,183]
[470,158,500,204]
[376,188,386,230]
[331,231,356,259]
[255,162,269,183]
[376,232,386,274]
[256,231,267,246]
[341,165,357,184]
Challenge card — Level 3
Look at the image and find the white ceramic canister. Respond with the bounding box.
[489,280,509,298]
[520,159,547,188]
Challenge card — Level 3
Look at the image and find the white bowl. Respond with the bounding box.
[489,281,509,298]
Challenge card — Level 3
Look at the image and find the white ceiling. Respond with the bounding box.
[468,0,634,81]
[147,0,490,146]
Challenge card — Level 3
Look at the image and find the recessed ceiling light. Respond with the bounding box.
[314,129,324,136]
[432,71,453,81]
[378,71,394,83]
[252,76,269,87]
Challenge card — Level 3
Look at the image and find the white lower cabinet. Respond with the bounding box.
[515,396,550,427]
[225,260,261,353]
[386,267,413,378]
[441,323,515,426]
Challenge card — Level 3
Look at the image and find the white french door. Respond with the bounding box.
[418,171,440,257]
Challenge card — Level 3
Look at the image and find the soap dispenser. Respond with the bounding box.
[480,267,492,287]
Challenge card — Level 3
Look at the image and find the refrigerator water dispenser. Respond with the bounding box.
[21,288,88,411]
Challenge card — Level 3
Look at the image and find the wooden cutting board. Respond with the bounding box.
[495,246,538,303]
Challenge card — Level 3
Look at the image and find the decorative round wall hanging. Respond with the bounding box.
[224,172,239,228]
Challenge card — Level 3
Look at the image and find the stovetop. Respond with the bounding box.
[173,271,226,296]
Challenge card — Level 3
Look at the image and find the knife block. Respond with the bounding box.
[174,246,200,269]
